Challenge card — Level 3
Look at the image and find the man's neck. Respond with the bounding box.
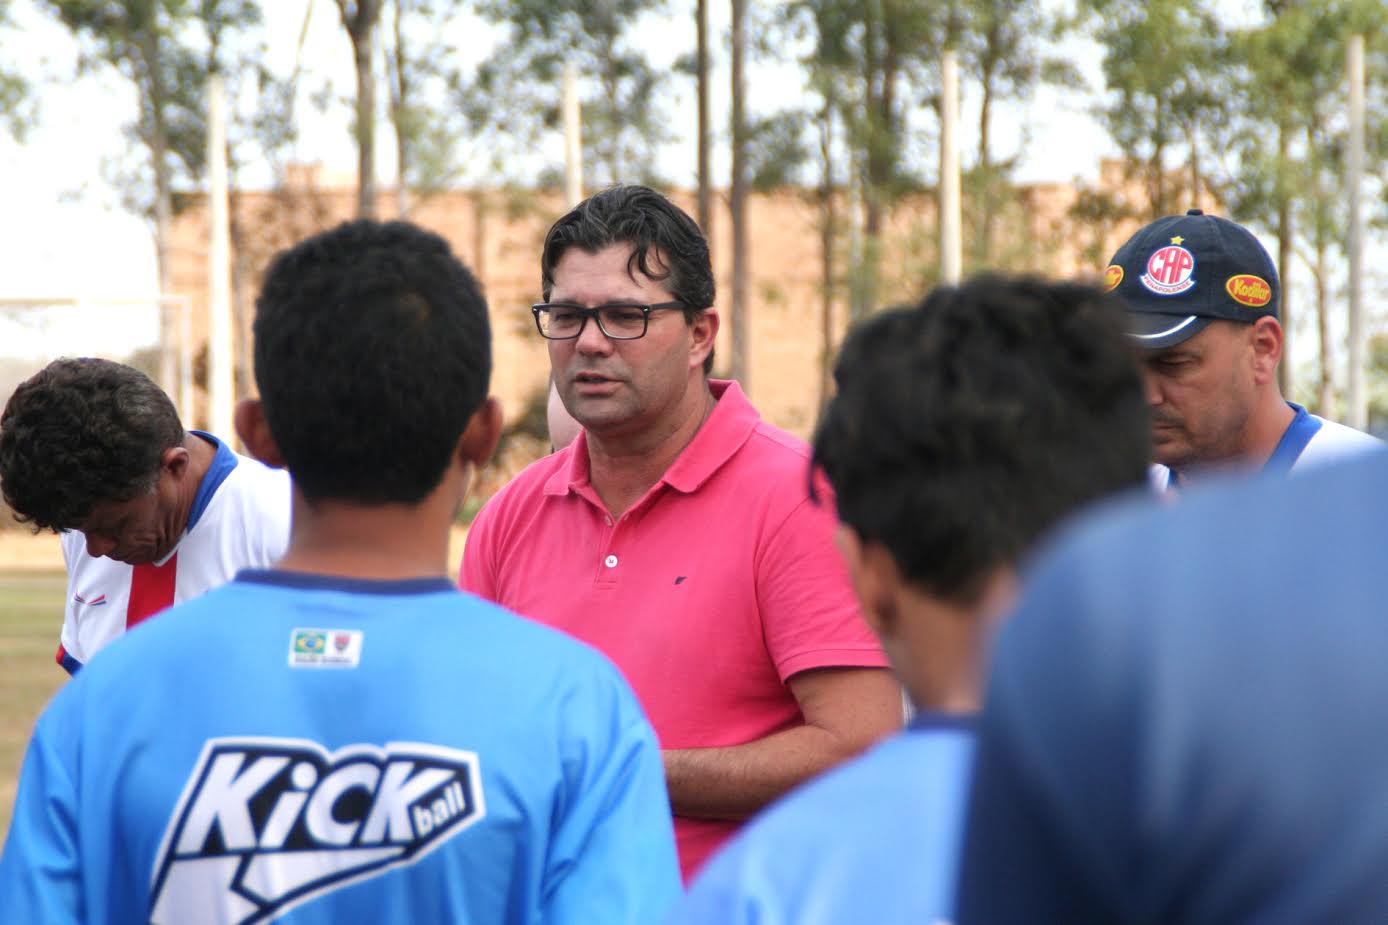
[585,381,717,519]
[275,477,462,581]
[1171,391,1296,482]
[899,571,1016,716]
[174,431,219,531]
[1240,391,1298,467]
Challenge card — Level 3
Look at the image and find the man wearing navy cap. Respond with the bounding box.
[1103,210,1379,489]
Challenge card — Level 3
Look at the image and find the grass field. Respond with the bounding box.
[0,568,67,846]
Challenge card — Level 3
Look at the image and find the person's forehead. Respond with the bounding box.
[82,491,154,528]
[551,243,672,296]
[1149,320,1242,359]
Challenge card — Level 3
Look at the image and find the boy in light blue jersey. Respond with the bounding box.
[0,220,681,924]
[670,276,1152,924]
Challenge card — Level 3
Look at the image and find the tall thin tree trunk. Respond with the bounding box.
[1151,143,1165,218]
[858,0,883,319]
[696,0,712,239]
[390,0,409,217]
[1276,119,1293,396]
[141,29,178,409]
[818,94,837,414]
[354,30,376,217]
[977,76,995,265]
[337,0,382,218]
[729,0,749,386]
[470,190,487,281]
[226,151,253,404]
[1187,125,1201,206]
[1315,241,1332,414]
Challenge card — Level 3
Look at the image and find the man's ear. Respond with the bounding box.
[161,444,192,480]
[458,396,503,469]
[690,308,719,372]
[1249,316,1284,385]
[834,523,901,641]
[235,398,287,469]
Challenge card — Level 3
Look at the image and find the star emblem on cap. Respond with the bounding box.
[1170,236,1185,245]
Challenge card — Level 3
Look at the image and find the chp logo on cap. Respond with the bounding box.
[1140,236,1196,296]
[150,738,486,925]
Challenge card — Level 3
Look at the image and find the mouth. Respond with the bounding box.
[571,371,621,393]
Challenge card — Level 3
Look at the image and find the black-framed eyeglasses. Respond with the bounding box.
[531,301,686,340]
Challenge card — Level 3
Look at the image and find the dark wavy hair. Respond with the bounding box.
[541,185,717,373]
[812,275,1151,604]
[0,358,184,531]
[254,220,492,505]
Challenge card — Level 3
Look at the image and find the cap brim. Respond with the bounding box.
[1124,313,1212,350]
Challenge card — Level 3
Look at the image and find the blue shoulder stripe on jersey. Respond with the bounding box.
[1264,402,1322,476]
[59,650,83,676]
[235,569,457,596]
[186,431,240,530]
[908,710,977,733]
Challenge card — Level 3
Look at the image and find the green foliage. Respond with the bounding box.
[0,1,34,140]
[385,0,471,204]
[747,109,815,192]
[467,0,671,189]
[956,0,1080,265]
[1083,0,1231,217]
[1230,1,1388,224]
[40,0,261,218]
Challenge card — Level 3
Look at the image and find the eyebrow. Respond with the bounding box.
[1151,348,1197,361]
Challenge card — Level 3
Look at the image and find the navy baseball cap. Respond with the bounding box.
[1102,209,1279,350]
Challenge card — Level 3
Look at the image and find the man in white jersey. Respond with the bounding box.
[1102,210,1381,489]
[0,358,290,672]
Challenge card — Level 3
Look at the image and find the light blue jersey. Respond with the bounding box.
[670,714,975,925]
[0,571,681,924]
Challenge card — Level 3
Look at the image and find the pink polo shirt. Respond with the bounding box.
[461,380,887,878]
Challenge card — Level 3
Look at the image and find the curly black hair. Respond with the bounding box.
[541,185,716,373]
[812,275,1151,605]
[0,358,184,532]
[254,220,492,505]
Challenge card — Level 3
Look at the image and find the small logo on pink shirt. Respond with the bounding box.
[674,576,687,585]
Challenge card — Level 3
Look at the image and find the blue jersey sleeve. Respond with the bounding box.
[542,685,681,923]
[0,695,84,924]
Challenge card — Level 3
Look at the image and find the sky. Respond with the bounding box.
[0,0,1288,366]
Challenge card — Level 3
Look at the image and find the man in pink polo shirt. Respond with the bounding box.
[462,185,900,878]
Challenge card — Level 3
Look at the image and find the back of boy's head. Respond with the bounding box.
[812,274,1150,605]
[254,220,492,505]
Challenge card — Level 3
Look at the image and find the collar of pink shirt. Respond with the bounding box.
[542,379,759,499]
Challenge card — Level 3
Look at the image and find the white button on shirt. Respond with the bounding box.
[604,554,619,568]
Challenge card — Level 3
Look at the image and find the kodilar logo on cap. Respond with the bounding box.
[1225,274,1272,308]
[1140,236,1196,296]
[1102,265,1124,292]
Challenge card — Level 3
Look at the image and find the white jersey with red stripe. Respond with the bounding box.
[57,433,291,672]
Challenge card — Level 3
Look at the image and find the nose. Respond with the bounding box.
[1141,367,1164,407]
[85,533,118,559]
[574,314,615,356]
